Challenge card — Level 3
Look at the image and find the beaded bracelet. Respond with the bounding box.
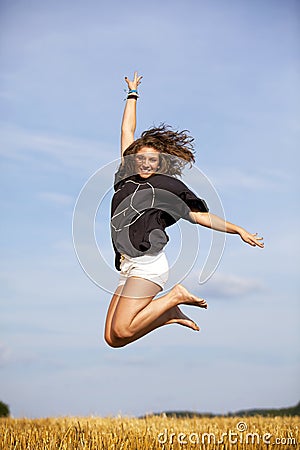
[123,88,139,101]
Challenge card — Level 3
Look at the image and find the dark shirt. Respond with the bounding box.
[111,168,209,270]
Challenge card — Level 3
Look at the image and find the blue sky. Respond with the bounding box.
[0,0,299,418]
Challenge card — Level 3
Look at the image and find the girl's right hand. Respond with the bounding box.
[125,71,143,91]
[239,229,264,248]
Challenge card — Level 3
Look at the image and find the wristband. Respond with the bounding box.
[128,89,138,94]
[127,95,138,100]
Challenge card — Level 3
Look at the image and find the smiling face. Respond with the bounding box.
[134,147,160,178]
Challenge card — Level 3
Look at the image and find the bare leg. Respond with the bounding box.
[104,277,207,347]
[104,285,123,346]
[104,293,199,347]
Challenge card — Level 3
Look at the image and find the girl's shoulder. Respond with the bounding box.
[113,164,127,190]
[151,173,189,191]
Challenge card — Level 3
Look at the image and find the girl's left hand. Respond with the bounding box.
[125,71,143,91]
[239,230,264,248]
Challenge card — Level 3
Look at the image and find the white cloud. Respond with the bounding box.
[0,342,12,367]
[186,271,265,299]
[38,191,74,206]
[0,123,115,171]
[207,166,293,192]
[0,341,40,368]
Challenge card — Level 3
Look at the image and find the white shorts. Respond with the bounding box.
[117,251,169,290]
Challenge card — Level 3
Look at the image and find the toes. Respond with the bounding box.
[197,298,208,308]
[193,322,200,331]
[185,320,200,331]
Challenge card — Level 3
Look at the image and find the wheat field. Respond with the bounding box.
[0,415,299,449]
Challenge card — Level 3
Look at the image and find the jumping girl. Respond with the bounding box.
[104,72,264,348]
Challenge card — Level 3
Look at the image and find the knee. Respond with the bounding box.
[104,330,121,348]
[104,335,124,348]
[113,324,133,341]
[104,326,132,348]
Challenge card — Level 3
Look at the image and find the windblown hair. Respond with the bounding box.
[120,124,196,178]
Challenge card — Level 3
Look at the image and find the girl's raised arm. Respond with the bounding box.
[120,71,143,163]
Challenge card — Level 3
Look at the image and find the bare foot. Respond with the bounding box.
[166,306,200,331]
[171,284,208,309]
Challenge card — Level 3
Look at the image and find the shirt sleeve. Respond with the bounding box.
[167,176,209,214]
[114,164,126,190]
[156,175,209,223]
[179,188,209,213]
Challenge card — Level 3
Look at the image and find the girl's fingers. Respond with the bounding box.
[252,233,264,241]
[124,73,142,89]
[254,238,264,247]
[243,232,264,247]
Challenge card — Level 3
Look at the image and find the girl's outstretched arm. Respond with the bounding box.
[189,211,264,248]
[120,71,143,162]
